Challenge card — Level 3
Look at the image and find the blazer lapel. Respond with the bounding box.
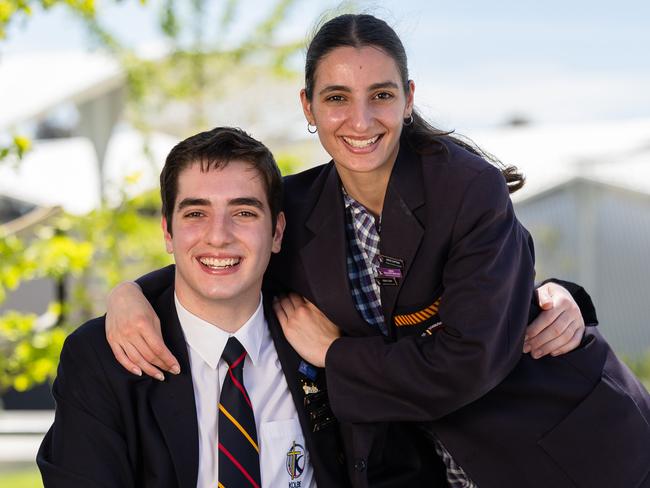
[265,297,346,487]
[300,164,369,337]
[379,144,426,335]
[149,287,199,488]
[264,298,303,423]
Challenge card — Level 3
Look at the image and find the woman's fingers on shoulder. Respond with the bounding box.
[528,318,584,358]
[535,283,554,310]
[142,334,180,374]
[273,296,289,326]
[524,306,562,342]
[524,310,571,356]
[108,341,142,377]
[122,342,165,381]
[550,326,584,357]
[287,292,308,309]
[556,291,583,320]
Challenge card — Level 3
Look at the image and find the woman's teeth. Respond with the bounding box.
[343,135,379,148]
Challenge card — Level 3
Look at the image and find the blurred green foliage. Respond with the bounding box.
[0,187,171,393]
[0,135,30,162]
[0,465,43,487]
[0,0,95,39]
[0,0,304,395]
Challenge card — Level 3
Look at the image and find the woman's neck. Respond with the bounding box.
[336,160,395,218]
[339,172,390,217]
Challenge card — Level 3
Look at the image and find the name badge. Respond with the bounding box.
[375,276,399,286]
[377,267,402,279]
[378,254,405,269]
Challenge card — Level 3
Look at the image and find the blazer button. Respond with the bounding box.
[354,459,367,472]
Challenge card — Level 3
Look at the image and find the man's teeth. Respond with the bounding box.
[199,257,240,268]
[343,136,379,148]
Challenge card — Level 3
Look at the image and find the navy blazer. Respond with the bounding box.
[266,138,650,487]
[37,287,349,488]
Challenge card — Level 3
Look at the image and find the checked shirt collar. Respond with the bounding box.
[342,187,387,335]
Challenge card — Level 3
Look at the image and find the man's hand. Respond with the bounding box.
[273,293,341,368]
[106,282,179,380]
[523,282,585,358]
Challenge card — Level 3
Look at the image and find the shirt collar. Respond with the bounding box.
[174,293,265,369]
[341,185,382,232]
[341,185,358,211]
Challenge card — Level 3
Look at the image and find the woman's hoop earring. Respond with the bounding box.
[403,114,414,126]
[307,123,318,134]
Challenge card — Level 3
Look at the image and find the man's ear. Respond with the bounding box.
[271,212,286,254]
[162,217,173,254]
[300,89,315,126]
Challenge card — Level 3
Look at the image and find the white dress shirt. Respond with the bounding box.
[175,293,316,488]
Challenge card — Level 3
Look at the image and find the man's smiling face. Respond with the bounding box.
[163,160,284,319]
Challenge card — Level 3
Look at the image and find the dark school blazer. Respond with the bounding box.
[265,137,650,488]
[37,286,350,488]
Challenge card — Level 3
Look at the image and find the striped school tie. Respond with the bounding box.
[218,337,261,488]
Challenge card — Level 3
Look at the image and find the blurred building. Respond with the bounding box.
[473,119,650,357]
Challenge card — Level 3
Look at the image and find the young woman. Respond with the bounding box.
[104,14,650,488]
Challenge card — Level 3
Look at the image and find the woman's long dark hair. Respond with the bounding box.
[304,14,524,193]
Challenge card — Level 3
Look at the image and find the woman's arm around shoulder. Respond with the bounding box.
[105,265,179,379]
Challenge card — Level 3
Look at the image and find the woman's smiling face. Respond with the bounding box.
[301,45,414,182]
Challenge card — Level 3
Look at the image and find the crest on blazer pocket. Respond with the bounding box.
[393,297,445,338]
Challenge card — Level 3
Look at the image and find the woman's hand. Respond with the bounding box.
[524,282,585,358]
[105,282,179,380]
[273,293,341,367]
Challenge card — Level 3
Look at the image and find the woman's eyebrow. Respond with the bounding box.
[319,84,351,96]
[318,81,398,97]
[368,81,399,91]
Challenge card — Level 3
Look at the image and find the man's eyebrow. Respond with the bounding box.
[177,198,210,210]
[228,197,265,210]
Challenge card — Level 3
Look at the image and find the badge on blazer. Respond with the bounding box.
[286,441,306,485]
[298,360,317,381]
[376,254,405,286]
[301,381,320,395]
[298,361,337,432]
[297,360,320,395]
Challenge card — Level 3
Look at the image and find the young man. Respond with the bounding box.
[37,127,349,488]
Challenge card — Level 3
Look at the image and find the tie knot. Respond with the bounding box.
[222,337,246,367]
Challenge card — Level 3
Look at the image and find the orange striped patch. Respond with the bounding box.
[394,298,441,327]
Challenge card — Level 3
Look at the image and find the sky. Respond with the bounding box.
[2,0,649,131]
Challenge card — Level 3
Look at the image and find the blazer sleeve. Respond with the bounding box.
[37,330,136,488]
[324,165,536,423]
[135,265,175,302]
